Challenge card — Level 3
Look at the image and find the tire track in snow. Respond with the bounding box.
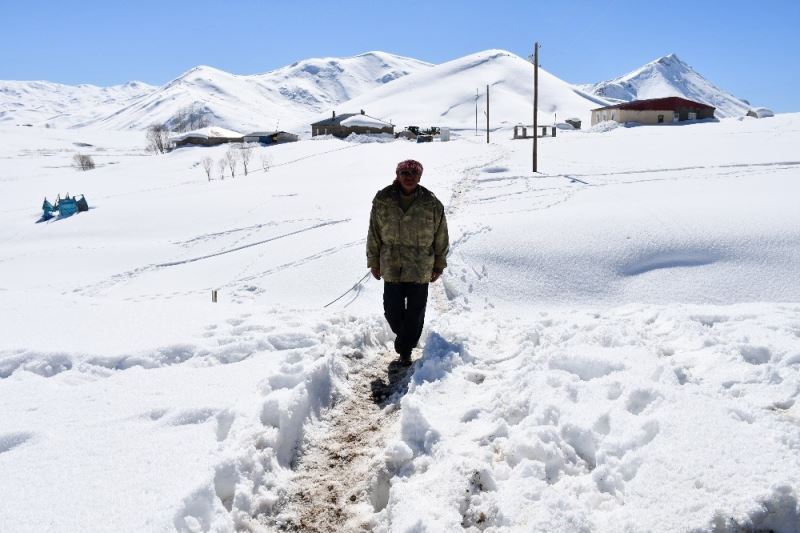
[77,219,348,296]
[155,219,349,267]
[563,159,800,179]
[228,238,364,286]
[239,144,362,217]
[96,145,362,203]
[550,159,800,188]
[172,217,325,247]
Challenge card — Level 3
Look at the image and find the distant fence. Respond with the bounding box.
[512,125,556,139]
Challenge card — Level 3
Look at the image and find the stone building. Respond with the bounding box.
[171,127,244,148]
[591,97,715,126]
[243,131,299,145]
[311,110,394,138]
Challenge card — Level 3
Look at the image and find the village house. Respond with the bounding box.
[171,126,244,148]
[591,97,715,126]
[243,131,299,145]
[746,107,775,119]
[311,110,394,138]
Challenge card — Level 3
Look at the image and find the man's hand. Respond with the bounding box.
[430,270,442,283]
[371,267,381,280]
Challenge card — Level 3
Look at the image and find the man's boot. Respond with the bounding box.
[398,350,412,366]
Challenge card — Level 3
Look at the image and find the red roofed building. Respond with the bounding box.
[591,97,715,126]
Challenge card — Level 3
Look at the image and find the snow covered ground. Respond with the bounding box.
[1,113,799,532]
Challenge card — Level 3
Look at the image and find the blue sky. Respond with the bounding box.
[2,0,798,111]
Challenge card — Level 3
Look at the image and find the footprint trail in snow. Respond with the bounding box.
[267,347,416,531]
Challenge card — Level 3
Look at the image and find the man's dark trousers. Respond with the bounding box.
[383,282,429,357]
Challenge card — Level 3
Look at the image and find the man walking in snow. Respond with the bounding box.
[367,159,449,365]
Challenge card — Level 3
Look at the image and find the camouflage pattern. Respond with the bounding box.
[367,183,449,284]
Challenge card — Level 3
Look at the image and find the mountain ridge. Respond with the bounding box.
[1,51,755,130]
[579,54,751,118]
[329,49,605,130]
[0,51,433,131]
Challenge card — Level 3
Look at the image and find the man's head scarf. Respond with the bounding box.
[396,159,423,175]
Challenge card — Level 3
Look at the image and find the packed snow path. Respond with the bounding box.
[261,145,508,530]
[269,347,415,531]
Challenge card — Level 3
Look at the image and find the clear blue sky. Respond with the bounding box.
[2,0,798,111]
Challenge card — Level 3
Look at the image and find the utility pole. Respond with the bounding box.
[532,42,540,173]
[486,84,490,144]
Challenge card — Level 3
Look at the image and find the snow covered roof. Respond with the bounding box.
[170,126,244,141]
[311,113,352,127]
[747,107,775,118]
[339,114,392,128]
[592,96,715,112]
[311,112,392,128]
[244,131,295,137]
[311,113,357,127]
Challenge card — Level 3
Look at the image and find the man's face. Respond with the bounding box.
[396,168,421,193]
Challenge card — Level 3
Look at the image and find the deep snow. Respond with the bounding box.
[1,109,799,532]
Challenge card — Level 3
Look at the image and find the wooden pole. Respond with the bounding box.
[486,84,490,144]
[533,42,539,173]
[475,88,478,136]
[212,289,218,303]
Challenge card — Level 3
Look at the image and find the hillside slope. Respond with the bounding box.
[87,51,433,131]
[0,80,154,128]
[580,54,751,118]
[335,49,608,130]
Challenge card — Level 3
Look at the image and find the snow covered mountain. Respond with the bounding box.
[1,50,606,133]
[2,51,750,132]
[85,51,433,131]
[0,80,154,128]
[0,52,432,132]
[330,49,608,130]
[579,54,751,118]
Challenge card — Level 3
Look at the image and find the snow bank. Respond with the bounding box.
[309,133,339,141]
[748,107,775,119]
[586,120,622,133]
[374,304,800,532]
[445,114,800,310]
[344,132,396,143]
[0,301,391,532]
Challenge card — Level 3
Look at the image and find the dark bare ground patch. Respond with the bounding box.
[264,348,415,532]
